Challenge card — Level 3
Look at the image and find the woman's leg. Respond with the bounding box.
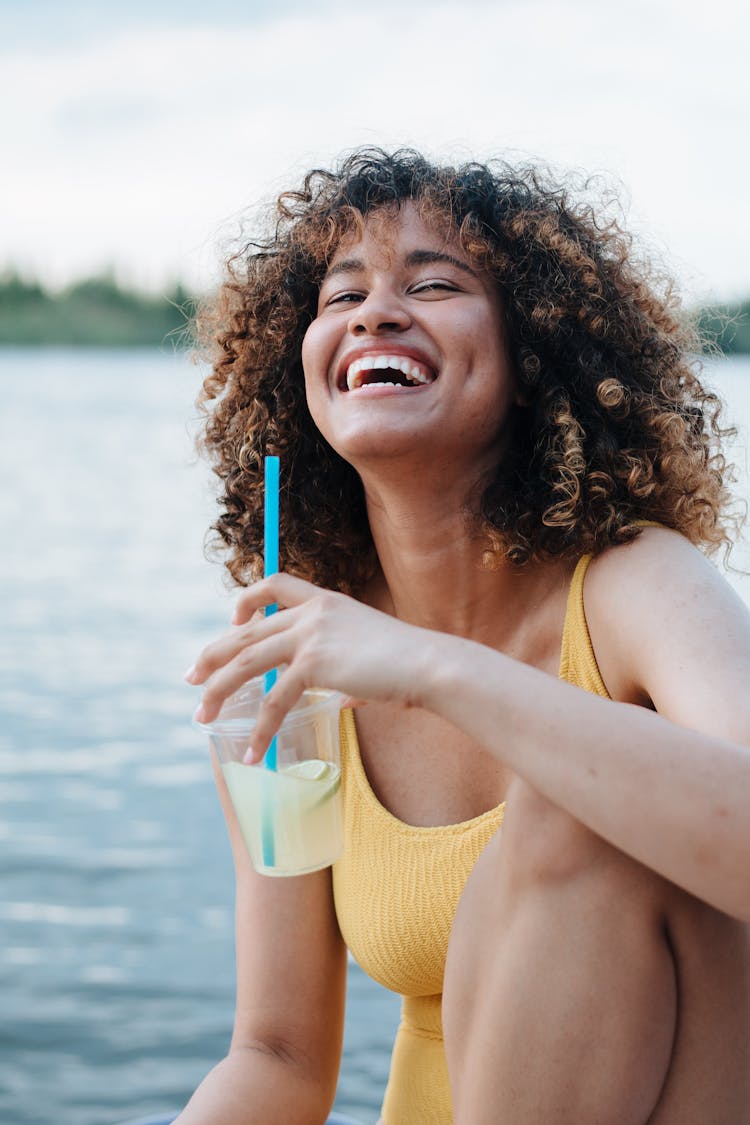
[442,781,677,1125]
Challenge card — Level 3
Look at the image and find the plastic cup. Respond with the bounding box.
[194,678,344,877]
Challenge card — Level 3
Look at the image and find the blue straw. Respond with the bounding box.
[261,456,280,867]
[263,456,280,770]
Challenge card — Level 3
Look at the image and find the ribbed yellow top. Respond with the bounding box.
[332,551,610,1123]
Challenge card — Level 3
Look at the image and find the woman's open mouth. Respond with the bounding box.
[338,353,437,392]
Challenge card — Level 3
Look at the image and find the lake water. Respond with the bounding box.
[1,348,749,1125]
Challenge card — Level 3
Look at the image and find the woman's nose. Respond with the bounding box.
[347,288,411,336]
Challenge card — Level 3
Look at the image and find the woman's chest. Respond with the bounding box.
[354,703,511,827]
[332,708,506,997]
[353,564,573,827]
[351,602,566,827]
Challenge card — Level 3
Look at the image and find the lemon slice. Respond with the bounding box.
[284,759,341,806]
[285,760,337,782]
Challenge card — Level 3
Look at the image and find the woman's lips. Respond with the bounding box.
[336,350,437,392]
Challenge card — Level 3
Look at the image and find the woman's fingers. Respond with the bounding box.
[243,666,308,763]
[187,573,410,736]
[188,577,343,726]
[193,631,296,724]
[187,608,296,686]
[231,573,337,625]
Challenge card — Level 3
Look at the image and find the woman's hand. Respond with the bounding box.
[186,573,434,760]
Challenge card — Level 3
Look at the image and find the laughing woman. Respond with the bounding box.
[181,149,750,1124]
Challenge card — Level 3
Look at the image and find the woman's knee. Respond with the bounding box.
[497,779,624,894]
[446,778,674,1003]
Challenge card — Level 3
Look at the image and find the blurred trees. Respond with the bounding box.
[0,270,747,354]
[697,302,750,356]
[0,271,196,346]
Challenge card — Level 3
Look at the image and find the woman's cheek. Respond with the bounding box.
[301,321,339,433]
[304,384,329,440]
[301,365,335,447]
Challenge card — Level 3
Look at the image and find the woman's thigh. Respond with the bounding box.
[648,889,750,1122]
[443,781,678,1125]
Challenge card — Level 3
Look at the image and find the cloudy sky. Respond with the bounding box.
[2,0,748,302]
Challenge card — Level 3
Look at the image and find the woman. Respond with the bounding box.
[181,149,750,1123]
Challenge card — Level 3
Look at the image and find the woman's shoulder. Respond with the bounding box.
[581,525,750,709]
[585,524,731,610]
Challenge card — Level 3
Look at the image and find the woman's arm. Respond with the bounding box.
[425,590,750,921]
[174,753,347,1124]
[428,528,750,920]
[188,530,750,921]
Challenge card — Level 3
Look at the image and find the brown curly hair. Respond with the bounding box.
[196,147,738,594]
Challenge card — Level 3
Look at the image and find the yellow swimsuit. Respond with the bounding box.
[332,551,611,1123]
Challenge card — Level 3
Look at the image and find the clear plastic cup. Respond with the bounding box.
[194,679,344,877]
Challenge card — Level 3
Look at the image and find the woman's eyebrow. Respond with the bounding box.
[324,249,477,281]
[324,257,365,280]
[405,249,477,276]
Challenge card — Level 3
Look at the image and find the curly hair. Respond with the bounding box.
[196,147,738,594]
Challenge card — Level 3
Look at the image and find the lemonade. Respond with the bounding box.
[195,679,345,877]
[222,758,343,876]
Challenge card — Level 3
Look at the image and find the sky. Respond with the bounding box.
[1,0,748,303]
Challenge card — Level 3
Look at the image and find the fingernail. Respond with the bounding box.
[184,665,197,683]
[242,745,258,765]
[193,704,207,723]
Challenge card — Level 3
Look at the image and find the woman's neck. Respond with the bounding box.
[361,476,562,648]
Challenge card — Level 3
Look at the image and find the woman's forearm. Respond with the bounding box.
[423,631,750,921]
[173,1047,333,1125]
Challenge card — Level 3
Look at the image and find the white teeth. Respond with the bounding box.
[345,354,434,391]
[409,364,431,385]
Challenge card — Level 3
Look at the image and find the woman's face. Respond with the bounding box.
[301,203,516,479]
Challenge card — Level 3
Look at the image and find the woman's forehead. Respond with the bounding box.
[326,201,467,271]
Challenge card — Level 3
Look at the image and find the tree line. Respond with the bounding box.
[0,270,747,353]
[0,272,196,347]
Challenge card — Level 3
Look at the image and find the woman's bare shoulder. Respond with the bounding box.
[584,524,743,624]
[582,527,750,735]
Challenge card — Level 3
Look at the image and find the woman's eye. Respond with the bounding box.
[325,291,363,306]
[411,280,458,295]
